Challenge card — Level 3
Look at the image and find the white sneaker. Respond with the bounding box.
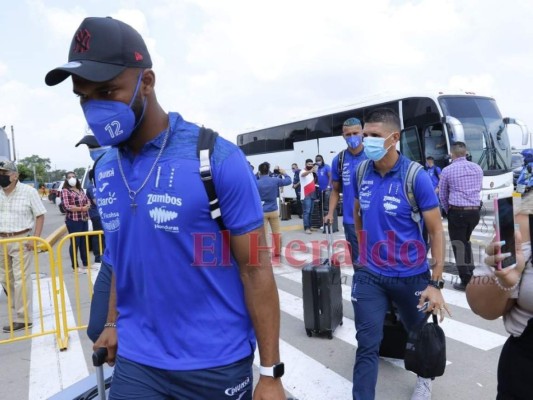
[305,229,312,234]
[411,377,432,400]
[77,267,88,274]
[91,263,101,270]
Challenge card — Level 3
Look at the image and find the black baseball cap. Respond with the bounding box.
[45,17,152,86]
[75,134,101,149]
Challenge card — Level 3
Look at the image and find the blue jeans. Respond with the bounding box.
[110,354,253,399]
[87,261,113,343]
[343,223,359,267]
[351,268,430,400]
[65,219,89,269]
[302,195,315,230]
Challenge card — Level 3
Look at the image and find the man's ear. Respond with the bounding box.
[141,69,156,95]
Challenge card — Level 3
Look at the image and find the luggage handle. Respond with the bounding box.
[92,347,108,400]
[324,222,334,265]
[92,347,108,367]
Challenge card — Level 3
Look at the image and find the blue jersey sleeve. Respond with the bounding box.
[331,155,340,182]
[414,169,440,211]
[214,146,264,236]
[278,175,292,187]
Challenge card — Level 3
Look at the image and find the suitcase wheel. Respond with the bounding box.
[340,320,343,326]
[306,329,312,337]
[327,331,333,340]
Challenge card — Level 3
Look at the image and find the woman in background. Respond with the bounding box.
[60,172,91,273]
[466,193,533,399]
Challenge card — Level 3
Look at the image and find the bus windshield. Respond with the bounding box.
[439,96,512,172]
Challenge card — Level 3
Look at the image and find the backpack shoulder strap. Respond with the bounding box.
[404,161,424,233]
[356,159,371,192]
[89,152,106,188]
[337,150,345,177]
[355,159,371,217]
[197,127,226,231]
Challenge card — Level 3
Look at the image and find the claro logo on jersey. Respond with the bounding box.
[98,168,115,180]
[97,192,117,206]
[147,193,183,206]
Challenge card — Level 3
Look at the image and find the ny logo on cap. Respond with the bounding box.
[74,29,91,53]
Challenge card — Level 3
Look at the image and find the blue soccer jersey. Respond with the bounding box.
[331,150,368,224]
[354,155,439,277]
[94,112,264,370]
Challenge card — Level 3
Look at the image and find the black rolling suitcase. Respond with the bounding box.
[49,348,111,400]
[379,302,409,359]
[310,199,322,228]
[302,224,343,339]
[279,201,291,221]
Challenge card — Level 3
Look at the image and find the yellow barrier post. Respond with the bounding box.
[55,230,104,350]
[0,237,60,346]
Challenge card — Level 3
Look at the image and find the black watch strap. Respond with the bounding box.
[428,279,444,289]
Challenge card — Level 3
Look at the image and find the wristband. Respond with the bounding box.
[104,322,117,328]
[493,276,520,292]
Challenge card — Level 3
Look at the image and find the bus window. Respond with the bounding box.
[424,124,447,159]
[332,110,365,136]
[400,126,423,164]
[265,127,286,152]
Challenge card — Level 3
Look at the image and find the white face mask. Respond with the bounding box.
[68,177,77,187]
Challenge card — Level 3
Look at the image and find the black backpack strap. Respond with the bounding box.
[197,127,226,231]
[89,152,106,187]
[337,150,345,178]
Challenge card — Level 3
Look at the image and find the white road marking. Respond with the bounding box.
[277,269,507,351]
[28,278,88,399]
[254,338,353,400]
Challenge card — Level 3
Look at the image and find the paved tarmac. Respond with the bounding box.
[0,199,506,400]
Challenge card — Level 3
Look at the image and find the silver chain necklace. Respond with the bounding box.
[117,126,170,212]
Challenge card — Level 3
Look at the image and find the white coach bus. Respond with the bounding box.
[237,91,528,204]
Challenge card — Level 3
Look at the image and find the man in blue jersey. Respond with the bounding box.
[45,17,286,400]
[315,154,332,232]
[325,118,367,266]
[353,108,449,400]
[424,156,441,194]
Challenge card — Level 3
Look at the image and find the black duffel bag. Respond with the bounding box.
[404,314,446,378]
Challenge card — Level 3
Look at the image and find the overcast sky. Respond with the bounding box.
[1,0,532,172]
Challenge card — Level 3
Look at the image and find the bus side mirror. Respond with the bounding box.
[442,116,465,143]
[503,118,529,146]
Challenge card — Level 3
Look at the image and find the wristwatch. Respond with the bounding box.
[428,279,445,289]
[259,362,285,378]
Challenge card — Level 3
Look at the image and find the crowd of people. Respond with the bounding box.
[0,14,530,400]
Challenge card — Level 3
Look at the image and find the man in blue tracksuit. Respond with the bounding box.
[353,108,449,400]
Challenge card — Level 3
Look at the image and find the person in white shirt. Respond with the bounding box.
[0,160,46,333]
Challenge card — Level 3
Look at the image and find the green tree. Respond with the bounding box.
[74,167,86,180]
[17,155,52,183]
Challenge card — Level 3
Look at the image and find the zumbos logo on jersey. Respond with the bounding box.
[147,193,183,206]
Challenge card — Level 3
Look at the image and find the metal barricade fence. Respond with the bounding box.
[0,230,104,350]
[55,230,104,349]
[0,236,61,346]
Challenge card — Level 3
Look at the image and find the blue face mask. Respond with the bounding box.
[346,135,362,149]
[82,73,146,146]
[89,146,111,161]
[363,134,393,161]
